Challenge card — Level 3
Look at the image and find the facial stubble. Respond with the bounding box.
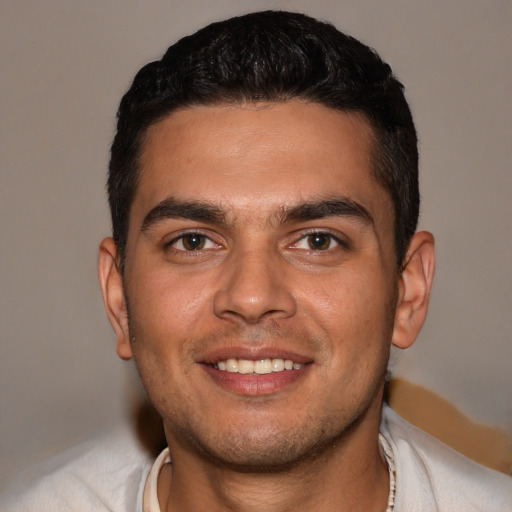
[126,307,396,474]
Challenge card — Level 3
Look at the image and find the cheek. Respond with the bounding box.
[301,266,395,358]
[128,266,215,341]
[125,268,220,404]
[126,276,200,405]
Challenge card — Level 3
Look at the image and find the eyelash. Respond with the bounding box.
[163,229,348,254]
[164,231,221,252]
[292,231,349,251]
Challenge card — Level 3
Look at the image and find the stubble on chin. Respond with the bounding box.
[126,305,394,474]
[162,364,388,474]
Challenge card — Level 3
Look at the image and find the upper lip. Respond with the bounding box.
[197,346,314,365]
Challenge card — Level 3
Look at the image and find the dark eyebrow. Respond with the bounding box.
[141,197,227,232]
[280,197,373,225]
[141,196,373,233]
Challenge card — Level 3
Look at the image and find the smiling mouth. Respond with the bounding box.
[210,358,305,375]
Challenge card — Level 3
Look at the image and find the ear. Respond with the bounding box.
[98,238,133,360]
[392,231,435,349]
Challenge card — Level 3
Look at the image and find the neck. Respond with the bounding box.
[158,405,390,512]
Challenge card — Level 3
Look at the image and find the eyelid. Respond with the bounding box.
[290,229,349,250]
[163,229,223,251]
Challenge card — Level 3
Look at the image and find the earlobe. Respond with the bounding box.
[98,238,133,360]
[392,231,435,349]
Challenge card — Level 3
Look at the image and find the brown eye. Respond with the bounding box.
[166,232,221,254]
[181,233,206,250]
[307,233,333,250]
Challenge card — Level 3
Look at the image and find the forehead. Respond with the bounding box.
[132,101,393,229]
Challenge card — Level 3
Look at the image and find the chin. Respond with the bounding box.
[168,408,366,474]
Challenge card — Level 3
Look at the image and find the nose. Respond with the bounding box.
[213,246,297,324]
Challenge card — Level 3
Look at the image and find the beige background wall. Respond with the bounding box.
[1,0,511,487]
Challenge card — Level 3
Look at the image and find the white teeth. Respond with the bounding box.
[214,358,304,374]
[238,359,254,374]
[254,359,273,374]
[226,358,238,373]
[272,359,285,372]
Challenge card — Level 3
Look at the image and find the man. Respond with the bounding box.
[2,10,510,512]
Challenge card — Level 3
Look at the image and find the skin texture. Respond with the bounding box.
[99,101,435,511]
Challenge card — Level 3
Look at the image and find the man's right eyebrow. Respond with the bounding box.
[140,197,227,232]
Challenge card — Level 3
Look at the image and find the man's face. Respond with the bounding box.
[120,101,398,469]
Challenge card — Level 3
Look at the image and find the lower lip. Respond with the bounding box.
[201,364,310,396]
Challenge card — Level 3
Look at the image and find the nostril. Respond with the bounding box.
[212,286,297,324]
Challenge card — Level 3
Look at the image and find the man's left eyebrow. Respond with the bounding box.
[279,197,373,225]
[141,197,227,232]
